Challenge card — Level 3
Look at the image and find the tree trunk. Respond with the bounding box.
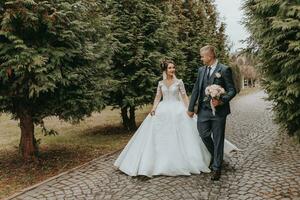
[121,107,130,130]
[121,106,137,131]
[19,111,37,161]
[129,106,137,130]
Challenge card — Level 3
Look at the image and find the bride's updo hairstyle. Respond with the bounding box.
[160,59,175,72]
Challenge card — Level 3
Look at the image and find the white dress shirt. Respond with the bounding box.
[208,59,218,76]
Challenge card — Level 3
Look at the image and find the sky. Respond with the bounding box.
[214,0,250,52]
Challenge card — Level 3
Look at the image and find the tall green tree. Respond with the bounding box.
[172,0,230,93]
[243,0,300,139]
[103,0,231,130]
[105,0,184,130]
[0,0,112,161]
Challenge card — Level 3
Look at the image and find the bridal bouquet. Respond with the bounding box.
[205,84,226,116]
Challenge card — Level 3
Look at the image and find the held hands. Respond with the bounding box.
[187,111,194,118]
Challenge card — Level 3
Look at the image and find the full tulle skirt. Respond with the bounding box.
[114,100,237,177]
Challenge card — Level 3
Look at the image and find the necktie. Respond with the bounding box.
[206,67,211,80]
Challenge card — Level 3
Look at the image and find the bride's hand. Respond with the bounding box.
[150,110,155,116]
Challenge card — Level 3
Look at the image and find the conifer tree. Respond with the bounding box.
[174,0,230,92]
[0,0,112,160]
[243,0,300,139]
[105,0,183,130]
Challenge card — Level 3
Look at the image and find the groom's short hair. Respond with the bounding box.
[200,45,217,58]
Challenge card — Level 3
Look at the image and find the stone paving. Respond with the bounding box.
[8,91,300,200]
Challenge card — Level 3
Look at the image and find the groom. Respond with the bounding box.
[187,45,236,181]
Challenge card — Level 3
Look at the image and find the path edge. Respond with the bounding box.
[4,148,122,200]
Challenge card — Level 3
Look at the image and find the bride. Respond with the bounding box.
[114,60,238,177]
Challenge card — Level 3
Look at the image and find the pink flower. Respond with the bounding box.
[205,84,226,115]
[205,84,225,98]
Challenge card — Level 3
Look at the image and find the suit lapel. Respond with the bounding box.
[209,63,221,85]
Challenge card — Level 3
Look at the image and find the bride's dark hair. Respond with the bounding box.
[160,59,175,71]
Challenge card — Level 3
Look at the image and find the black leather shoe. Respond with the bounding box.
[209,159,213,170]
[211,170,221,181]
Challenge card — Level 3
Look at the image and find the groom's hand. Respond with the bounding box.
[187,111,194,118]
[212,98,222,107]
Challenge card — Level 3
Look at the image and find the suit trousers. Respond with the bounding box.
[197,112,226,171]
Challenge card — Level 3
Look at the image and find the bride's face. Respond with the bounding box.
[166,63,175,77]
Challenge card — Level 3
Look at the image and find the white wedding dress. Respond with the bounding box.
[114,79,238,177]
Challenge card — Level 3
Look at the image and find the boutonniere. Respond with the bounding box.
[215,72,221,78]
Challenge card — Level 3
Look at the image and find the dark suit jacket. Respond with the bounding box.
[188,62,236,118]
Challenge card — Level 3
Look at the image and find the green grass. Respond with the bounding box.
[1,106,151,150]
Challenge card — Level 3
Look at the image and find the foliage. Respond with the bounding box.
[103,0,184,130]
[0,0,112,159]
[174,0,230,93]
[243,0,300,139]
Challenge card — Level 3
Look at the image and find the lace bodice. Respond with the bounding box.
[159,79,186,101]
[152,79,187,110]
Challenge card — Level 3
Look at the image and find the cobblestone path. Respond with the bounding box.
[9,91,300,200]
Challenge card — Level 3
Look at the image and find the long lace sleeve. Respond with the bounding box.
[151,81,162,111]
[178,79,187,95]
[178,79,189,108]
